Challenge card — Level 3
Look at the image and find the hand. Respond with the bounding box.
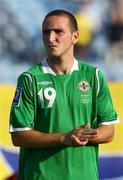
[71,124,97,146]
[61,124,97,147]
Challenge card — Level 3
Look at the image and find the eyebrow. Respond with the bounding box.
[43,28,65,33]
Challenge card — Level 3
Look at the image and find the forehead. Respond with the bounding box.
[42,15,71,29]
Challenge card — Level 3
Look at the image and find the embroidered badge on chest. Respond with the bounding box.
[77,80,90,92]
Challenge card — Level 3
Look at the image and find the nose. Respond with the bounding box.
[48,31,56,42]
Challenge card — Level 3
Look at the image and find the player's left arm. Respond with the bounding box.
[88,124,114,144]
[88,69,118,144]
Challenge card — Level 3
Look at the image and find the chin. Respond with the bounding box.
[48,53,60,58]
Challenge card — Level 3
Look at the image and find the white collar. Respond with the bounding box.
[41,58,79,75]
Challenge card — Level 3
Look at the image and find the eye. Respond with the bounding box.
[43,29,50,34]
[55,29,64,34]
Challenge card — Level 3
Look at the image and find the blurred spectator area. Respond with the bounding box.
[105,0,123,81]
[0,0,123,83]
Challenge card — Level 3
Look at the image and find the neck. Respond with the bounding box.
[47,55,74,75]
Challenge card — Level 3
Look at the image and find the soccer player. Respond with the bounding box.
[9,9,119,180]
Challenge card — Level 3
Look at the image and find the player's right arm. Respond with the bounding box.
[11,130,66,148]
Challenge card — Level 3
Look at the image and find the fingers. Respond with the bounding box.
[80,123,89,129]
[77,129,97,135]
[71,135,88,146]
[63,124,98,147]
[71,125,98,146]
[74,127,97,138]
[75,124,89,131]
[79,134,96,141]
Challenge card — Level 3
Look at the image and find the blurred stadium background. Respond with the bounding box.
[0,0,123,179]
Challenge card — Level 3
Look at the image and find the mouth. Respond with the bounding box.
[48,45,58,48]
[48,45,58,51]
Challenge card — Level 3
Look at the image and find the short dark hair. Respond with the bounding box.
[43,9,78,32]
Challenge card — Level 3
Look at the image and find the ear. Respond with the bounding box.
[72,31,80,44]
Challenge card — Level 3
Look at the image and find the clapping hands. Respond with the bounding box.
[63,124,97,146]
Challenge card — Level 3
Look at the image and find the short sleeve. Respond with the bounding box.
[96,69,118,125]
[9,73,35,132]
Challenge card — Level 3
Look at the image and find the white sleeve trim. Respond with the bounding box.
[96,68,100,96]
[98,118,120,126]
[9,125,32,133]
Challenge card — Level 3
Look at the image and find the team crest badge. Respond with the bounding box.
[12,87,22,106]
[77,80,90,92]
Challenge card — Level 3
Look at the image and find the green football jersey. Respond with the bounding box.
[10,59,118,180]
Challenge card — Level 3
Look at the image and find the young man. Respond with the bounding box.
[9,9,118,180]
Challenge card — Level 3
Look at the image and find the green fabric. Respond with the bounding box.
[10,60,117,180]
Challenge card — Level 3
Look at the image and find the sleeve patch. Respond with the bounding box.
[12,87,22,106]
